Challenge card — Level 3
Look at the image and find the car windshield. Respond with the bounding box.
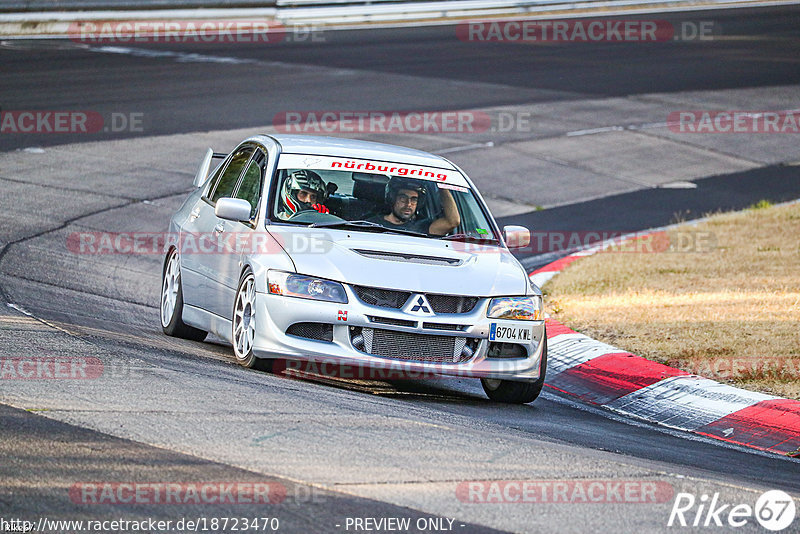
[270,153,499,241]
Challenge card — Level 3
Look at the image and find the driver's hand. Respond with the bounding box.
[312,203,329,214]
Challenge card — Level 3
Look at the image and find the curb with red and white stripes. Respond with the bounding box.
[530,243,800,458]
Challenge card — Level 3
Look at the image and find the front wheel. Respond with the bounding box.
[481,338,547,404]
[232,269,272,371]
[160,248,207,341]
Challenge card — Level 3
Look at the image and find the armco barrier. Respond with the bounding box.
[1,1,274,12]
[3,0,793,18]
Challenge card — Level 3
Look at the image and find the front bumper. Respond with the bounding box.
[251,288,546,382]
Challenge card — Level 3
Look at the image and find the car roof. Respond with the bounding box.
[250,134,458,171]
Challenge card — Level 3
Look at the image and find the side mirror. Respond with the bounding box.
[193,148,214,188]
[503,225,530,249]
[215,198,252,222]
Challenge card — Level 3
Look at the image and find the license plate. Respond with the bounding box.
[489,323,533,342]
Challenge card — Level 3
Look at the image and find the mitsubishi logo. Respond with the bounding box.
[411,296,430,313]
[405,294,433,316]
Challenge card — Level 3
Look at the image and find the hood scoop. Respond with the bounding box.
[352,249,462,266]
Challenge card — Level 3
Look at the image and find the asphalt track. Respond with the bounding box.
[2,6,800,151]
[1,5,800,533]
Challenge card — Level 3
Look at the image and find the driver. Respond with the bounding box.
[367,177,460,235]
[278,169,330,220]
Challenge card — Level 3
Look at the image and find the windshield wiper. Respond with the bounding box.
[309,220,428,238]
[309,220,382,229]
[440,233,500,244]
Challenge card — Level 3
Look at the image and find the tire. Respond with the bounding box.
[481,337,547,404]
[160,248,207,341]
[231,268,273,371]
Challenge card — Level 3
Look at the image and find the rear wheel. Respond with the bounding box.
[481,338,547,404]
[160,248,207,341]
[232,268,272,371]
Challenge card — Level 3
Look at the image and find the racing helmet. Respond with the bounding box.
[280,169,327,217]
[384,177,426,207]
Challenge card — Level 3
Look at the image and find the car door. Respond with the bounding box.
[213,148,267,319]
[180,145,254,316]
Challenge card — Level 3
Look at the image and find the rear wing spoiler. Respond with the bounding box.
[193,148,228,188]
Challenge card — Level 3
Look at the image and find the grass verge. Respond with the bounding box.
[544,200,800,399]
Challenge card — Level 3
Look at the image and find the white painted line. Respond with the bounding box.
[630,121,669,130]
[88,45,257,64]
[659,181,697,189]
[436,141,494,155]
[566,126,624,137]
[6,302,33,316]
[606,375,777,431]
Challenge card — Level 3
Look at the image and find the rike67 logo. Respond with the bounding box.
[668,490,796,531]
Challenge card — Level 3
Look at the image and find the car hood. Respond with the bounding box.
[266,227,529,296]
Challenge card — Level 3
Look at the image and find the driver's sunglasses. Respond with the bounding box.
[397,194,419,205]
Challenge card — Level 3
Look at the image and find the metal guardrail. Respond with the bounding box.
[0,0,752,12]
[0,0,448,12]
[278,0,415,4]
[276,0,781,23]
[1,1,275,12]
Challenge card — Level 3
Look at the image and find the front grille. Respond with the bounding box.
[354,286,410,309]
[354,286,479,314]
[368,316,417,328]
[285,322,333,342]
[423,322,466,331]
[351,327,470,364]
[426,294,479,314]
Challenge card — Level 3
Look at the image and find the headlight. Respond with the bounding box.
[487,296,543,321]
[267,271,348,304]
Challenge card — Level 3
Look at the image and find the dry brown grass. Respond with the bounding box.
[544,201,800,399]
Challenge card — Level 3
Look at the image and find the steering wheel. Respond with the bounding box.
[287,210,344,224]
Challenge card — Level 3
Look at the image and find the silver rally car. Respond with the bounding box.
[161,135,547,403]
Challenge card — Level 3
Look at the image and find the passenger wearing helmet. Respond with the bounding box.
[278,169,330,220]
[367,177,460,236]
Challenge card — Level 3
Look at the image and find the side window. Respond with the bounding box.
[209,147,253,203]
[234,150,265,219]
